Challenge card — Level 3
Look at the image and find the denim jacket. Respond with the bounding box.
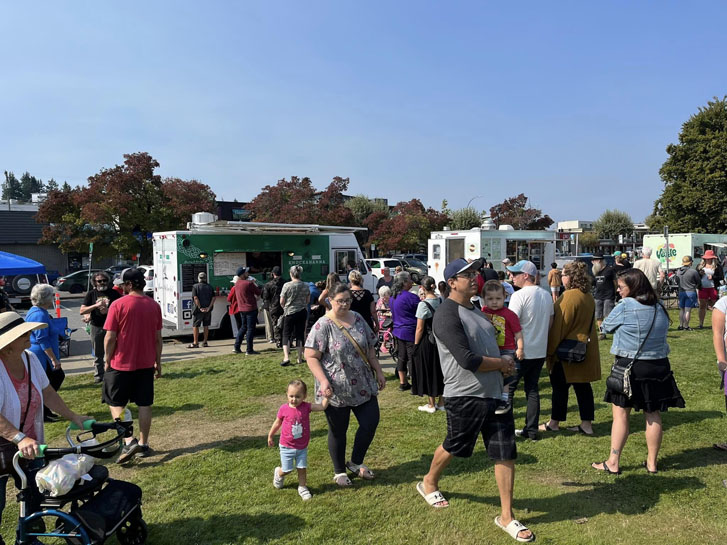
[601,298,670,359]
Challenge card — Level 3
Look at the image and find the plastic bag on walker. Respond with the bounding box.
[35,439,98,497]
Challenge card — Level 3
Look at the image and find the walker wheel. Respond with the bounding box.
[116,517,147,545]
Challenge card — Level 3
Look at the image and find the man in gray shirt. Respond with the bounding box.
[676,255,701,330]
[416,258,535,543]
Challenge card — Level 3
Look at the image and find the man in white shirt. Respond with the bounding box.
[633,247,665,292]
[506,260,554,440]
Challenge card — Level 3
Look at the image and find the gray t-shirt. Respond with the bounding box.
[677,266,701,292]
[432,297,503,399]
[415,297,442,320]
[280,280,311,315]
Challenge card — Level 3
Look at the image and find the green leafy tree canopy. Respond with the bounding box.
[448,207,482,230]
[651,97,727,232]
[593,209,633,240]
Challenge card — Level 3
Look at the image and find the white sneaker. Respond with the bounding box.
[273,467,285,489]
[436,405,445,412]
[514,429,524,437]
[418,404,436,414]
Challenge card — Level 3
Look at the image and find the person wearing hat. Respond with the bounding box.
[676,256,701,330]
[0,312,88,525]
[613,250,631,270]
[506,260,554,441]
[103,268,163,463]
[262,266,285,346]
[697,250,724,328]
[234,266,262,355]
[418,258,534,542]
[227,276,243,337]
[189,271,215,349]
[80,271,122,383]
[112,276,125,296]
[591,255,616,340]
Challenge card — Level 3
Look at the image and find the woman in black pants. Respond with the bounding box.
[280,266,310,366]
[305,284,387,486]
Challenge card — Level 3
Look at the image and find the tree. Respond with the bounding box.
[651,97,727,232]
[248,176,354,226]
[45,178,59,192]
[370,199,448,253]
[448,207,482,230]
[578,231,600,251]
[2,171,22,201]
[36,152,216,261]
[345,194,389,225]
[19,172,44,201]
[593,210,633,240]
[489,193,553,230]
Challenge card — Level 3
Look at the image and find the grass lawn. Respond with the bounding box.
[2,310,726,545]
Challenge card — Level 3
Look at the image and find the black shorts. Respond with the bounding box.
[442,396,517,460]
[192,310,211,327]
[102,368,155,407]
[282,308,307,345]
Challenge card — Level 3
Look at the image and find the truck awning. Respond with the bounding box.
[706,242,727,248]
[189,220,367,234]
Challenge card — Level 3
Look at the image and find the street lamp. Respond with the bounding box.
[466,196,483,209]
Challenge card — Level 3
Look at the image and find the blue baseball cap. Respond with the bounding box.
[506,260,538,277]
[443,258,484,281]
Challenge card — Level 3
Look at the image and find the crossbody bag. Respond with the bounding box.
[0,350,34,475]
[555,310,595,364]
[328,316,376,380]
[605,305,658,399]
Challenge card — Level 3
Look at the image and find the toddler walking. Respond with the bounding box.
[481,280,524,414]
[268,379,329,500]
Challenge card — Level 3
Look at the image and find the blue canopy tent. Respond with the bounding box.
[0,251,46,275]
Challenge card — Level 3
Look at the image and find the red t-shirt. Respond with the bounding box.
[481,306,522,350]
[235,279,261,312]
[8,371,41,440]
[104,294,162,371]
[227,286,239,315]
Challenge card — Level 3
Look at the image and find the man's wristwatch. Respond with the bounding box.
[11,432,26,445]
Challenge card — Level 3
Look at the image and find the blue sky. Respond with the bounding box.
[1,1,725,223]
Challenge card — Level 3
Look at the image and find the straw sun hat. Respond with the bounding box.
[0,312,47,352]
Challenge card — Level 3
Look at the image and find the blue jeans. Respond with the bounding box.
[234,310,258,353]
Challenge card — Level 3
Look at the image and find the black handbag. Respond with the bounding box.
[0,351,33,475]
[555,313,595,364]
[606,306,658,398]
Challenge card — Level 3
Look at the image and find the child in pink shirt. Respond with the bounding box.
[268,379,329,500]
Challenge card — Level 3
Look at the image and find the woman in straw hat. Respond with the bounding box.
[0,312,88,526]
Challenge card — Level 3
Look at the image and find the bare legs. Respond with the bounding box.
[699,299,708,327]
[109,405,151,446]
[679,307,692,329]
[593,405,662,473]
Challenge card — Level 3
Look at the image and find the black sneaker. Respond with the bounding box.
[94,376,103,384]
[246,350,260,356]
[280,360,291,367]
[137,445,154,458]
[117,439,142,464]
[398,383,411,391]
[233,348,243,354]
[494,401,512,415]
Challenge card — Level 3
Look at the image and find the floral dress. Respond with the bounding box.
[305,314,378,407]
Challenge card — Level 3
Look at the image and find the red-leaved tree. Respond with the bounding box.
[489,193,553,230]
[371,199,448,253]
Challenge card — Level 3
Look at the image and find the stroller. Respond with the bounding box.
[11,419,147,545]
[376,314,398,363]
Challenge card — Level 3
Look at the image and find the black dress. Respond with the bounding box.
[411,300,444,398]
[350,289,375,331]
[605,356,685,412]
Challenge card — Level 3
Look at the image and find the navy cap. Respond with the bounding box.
[121,268,144,284]
[443,258,483,282]
[236,266,248,276]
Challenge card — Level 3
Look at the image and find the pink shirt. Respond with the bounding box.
[276,402,311,450]
[104,294,162,371]
[8,371,41,440]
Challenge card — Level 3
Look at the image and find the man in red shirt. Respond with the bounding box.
[103,268,163,464]
[234,266,261,355]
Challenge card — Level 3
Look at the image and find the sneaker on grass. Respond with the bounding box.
[117,439,142,464]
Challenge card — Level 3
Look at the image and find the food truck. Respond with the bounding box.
[153,213,374,334]
[427,224,557,287]
[642,233,727,270]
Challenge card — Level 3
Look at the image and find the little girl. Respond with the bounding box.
[267,379,329,500]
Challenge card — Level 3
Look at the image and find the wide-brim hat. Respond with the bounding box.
[702,249,718,260]
[0,312,47,351]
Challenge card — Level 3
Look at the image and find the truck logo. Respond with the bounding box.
[656,244,677,264]
[182,299,193,310]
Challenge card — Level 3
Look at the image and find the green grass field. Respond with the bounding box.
[2,311,726,545]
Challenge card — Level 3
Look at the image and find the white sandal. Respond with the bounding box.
[494,516,535,542]
[298,486,312,500]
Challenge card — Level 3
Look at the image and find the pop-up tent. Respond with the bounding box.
[0,251,46,275]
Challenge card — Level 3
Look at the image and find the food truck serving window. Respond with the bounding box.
[181,264,208,292]
[334,250,365,275]
[246,252,282,277]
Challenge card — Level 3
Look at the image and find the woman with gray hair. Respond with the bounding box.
[349,270,377,333]
[280,265,310,367]
[25,283,66,421]
[390,272,419,391]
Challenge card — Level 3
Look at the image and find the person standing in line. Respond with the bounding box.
[676,256,701,331]
[418,259,534,543]
[189,272,214,349]
[376,267,394,290]
[697,249,723,329]
[633,247,665,293]
[227,276,242,336]
[279,266,310,367]
[80,271,121,383]
[260,276,276,343]
[103,268,163,463]
[506,260,554,441]
[547,263,562,303]
[267,267,285,347]
[411,276,445,413]
[0,277,15,313]
[349,270,377,334]
[711,293,727,452]
[591,255,616,340]
[390,272,419,391]
[234,267,262,355]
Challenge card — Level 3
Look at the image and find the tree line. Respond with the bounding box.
[2,171,71,202]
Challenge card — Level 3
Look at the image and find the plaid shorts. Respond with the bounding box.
[442,396,517,460]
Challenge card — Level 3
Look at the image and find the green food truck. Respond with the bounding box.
[152,213,374,334]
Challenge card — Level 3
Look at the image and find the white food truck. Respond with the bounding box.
[642,232,727,270]
[152,213,375,335]
[427,225,557,287]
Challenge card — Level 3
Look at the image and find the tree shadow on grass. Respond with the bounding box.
[162,368,224,380]
[149,512,305,544]
[448,474,705,523]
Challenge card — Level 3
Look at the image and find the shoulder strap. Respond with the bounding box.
[625,305,658,370]
[328,316,370,366]
[19,351,33,431]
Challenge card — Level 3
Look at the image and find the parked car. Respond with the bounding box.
[137,265,154,296]
[398,258,428,283]
[554,255,616,278]
[105,264,129,276]
[55,269,103,293]
[394,253,427,263]
[365,258,405,280]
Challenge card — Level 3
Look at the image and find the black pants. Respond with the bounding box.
[90,324,106,379]
[395,338,415,378]
[506,357,545,439]
[549,361,595,422]
[44,365,65,419]
[270,307,283,345]
[324,396,380,474]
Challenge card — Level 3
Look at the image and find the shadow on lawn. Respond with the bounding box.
[658,446,727,470]
[162,367,224,380]
[450,474,705,523]
[149,512,305,544]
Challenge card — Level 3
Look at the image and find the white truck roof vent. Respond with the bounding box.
[481,216,496,230]
[498,224,515,231]
[192,212,218,225]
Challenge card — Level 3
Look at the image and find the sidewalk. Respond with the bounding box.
[61,337,396,375]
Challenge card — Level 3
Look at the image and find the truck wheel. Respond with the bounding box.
[11,275,34,295]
